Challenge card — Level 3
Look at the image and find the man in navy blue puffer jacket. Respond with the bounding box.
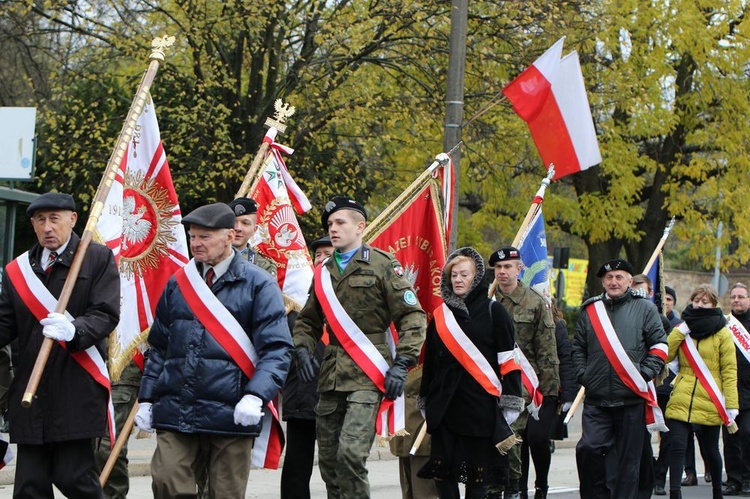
[136,202,293,499]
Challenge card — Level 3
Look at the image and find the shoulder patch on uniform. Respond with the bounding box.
[391,260,404,277]
[361,247,370,262]
[404,289,418,306]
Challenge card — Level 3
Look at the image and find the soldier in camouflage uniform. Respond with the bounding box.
[95,360,141,499]
[489,246,559,499]
[293,196,426,499]
[227,197,277,278]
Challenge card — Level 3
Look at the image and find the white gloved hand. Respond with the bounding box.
[503,408,520,426]
[234,394,264,427]
[727,409,739,422]
[40,312,75,342]
[562,401,573,413]
[135,402,154,433]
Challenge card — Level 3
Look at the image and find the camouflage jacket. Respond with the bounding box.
[240,245,277,279]
[495,280,560,398]
[293,244,426,393]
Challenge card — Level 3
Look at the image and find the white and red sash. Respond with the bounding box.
[515,346,544,420]
[433,304,516,398]
[675,322,734,426]
[587,301,668,432]
[175,260,284,469]
[313,263,405,437]
[4,251,116,446]
[726,314,750,365]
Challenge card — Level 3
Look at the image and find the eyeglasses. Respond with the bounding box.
[730,295,750,300]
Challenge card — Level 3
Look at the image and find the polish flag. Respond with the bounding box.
[503,37,601,180]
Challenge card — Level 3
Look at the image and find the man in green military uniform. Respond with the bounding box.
[95,360,141,499]
[490,246,559,499]
[227,197,277,278]
[293,196,426,499]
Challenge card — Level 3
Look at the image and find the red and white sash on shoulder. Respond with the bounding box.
[433,304,517,398]
[587,301,668,432]
[313,263,406,437]
[4,252,116,446]
[515,346,543,420]
[675,322,734,426]
[175,260,284,469]
[726,315,750,365]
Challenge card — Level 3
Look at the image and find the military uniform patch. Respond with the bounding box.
[392,261,404,277]
[404,290,418,306]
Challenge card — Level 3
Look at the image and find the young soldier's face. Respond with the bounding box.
[493,260,521,286]
[327,210,364,253]
[232,214,257,248]
[189,227,234,266]
[31,210,77,251]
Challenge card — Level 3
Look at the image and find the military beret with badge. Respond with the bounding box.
[595,258,634,278]
[488,246,521,267]
[321,196,367,229]
[182,203,236,229]
[26,192,76,218]
[227,197,258,216]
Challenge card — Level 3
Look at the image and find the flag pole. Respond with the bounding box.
[22,36,176,408]
[488,165,555,298]
[235,100,295,199]
[564,216,677,424]
[363,153,451,241]
[99,401,140,486]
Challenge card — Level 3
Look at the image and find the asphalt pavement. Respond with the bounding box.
[0,410,724,497]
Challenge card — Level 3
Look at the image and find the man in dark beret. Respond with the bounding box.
[488,245,559,499]
[227,197,278,279]
[294,196,426,498]
[571,258,667,499]
[136,202,292,498]
[0,191,120,497]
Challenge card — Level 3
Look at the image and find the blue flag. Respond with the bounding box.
[518,209,550,297]
[646,252,664,314]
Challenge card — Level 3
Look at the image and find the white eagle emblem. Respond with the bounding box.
[122,195,152,249]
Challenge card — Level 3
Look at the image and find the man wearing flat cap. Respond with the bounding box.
[488,245,559,499]
[0,192,120,497]
[135,202,292,498]
[227,197,277,279]
[293,196,426,498]
[571,258,667,499]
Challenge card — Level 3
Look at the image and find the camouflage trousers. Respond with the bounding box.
[486,409,530,496]
[316,390,381,499]
[95,382,139,499]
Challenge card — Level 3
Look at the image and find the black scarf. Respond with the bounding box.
[681,304,726,339]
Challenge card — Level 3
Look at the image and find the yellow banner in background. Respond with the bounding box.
[549,257,588,307]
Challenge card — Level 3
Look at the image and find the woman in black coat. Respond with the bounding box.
[418,247,524,499]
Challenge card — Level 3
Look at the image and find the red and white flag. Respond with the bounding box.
[503,37,602,180]
[95,96,189,380]
[251,133,313,305]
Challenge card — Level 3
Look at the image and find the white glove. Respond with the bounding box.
[40,312,75,342]
[135,402,154,433]
[562,401,573,412]
[503,408,520,426]
[234,394,264,427]
[728,409,739,422]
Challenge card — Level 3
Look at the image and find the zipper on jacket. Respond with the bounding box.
[686,338,700,423]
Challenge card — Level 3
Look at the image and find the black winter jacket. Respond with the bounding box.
[0,233,120,444]
[139,253,293,436]
[555,320,578,404]
[729,310,750,410]
[572,290,667,407]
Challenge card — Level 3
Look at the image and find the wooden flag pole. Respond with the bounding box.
[99,401,139,486]
[235,100,296,199]
[488,165,555,298]
[564,217,677,424]
[22,36,176,407]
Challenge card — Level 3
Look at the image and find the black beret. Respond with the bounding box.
[665,286,677,304]
[596,258,635,278]
[488,246,521,266]
[321,196,367,230]
[182,203,235,229]
[26,193,76,218]
[228,197,258,216]
[310,235,333,253]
